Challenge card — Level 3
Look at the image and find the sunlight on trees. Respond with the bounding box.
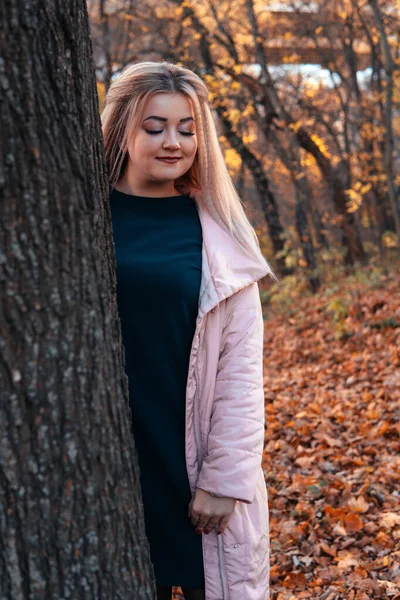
[88,0,400,281]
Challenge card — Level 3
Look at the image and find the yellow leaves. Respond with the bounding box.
[226,108,241,126]
[361,121,384,142]
[345,182,371,213]
[359,183,371,194]
[345,189,363,213]
[283,53,302,64]
[310,133,331,159]
[336,8,348,20]
[289,120,303,133]
[242,104,255,118]
[382,231,399,248]
[242,133,256,145]
[224,148,242,173]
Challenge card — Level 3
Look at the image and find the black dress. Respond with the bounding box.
[110,188,205,588]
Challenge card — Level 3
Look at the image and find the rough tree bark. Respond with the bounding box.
[99,0,113,92]
[368,0,400,239]
[0,1,155,598]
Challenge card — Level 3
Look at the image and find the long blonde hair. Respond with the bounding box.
[101,61,277,281]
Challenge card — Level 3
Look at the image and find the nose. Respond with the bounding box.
[163,129,180,150]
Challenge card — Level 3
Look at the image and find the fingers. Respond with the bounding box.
[191,509,208,530]
[189,505,227,535]
[188,489,236,535]
[203,516,220,534]
[193,514,220,535]
[216,513,231,535]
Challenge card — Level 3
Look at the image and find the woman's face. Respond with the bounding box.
[125,92,198,193]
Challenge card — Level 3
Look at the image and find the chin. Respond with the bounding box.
[154,168,188,180]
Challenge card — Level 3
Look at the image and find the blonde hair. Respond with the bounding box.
[101,61,278,281]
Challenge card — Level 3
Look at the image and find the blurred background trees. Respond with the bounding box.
[88,0,400,291]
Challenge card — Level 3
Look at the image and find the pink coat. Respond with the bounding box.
[185,199,271,600]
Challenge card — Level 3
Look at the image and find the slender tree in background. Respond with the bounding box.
[0,1,155,598]
[368,0,400,238]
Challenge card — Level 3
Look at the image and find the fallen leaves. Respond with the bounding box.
[348,495,370,513]
[381,513,400,530]
[261,264,400,599]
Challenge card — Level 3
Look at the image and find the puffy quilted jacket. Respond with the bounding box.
[185,198,272,600]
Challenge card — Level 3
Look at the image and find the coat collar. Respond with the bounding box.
[196,202,273,319]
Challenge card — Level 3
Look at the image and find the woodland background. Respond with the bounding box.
[87,1,400,598]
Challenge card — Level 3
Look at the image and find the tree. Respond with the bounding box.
[0,1,155,598]
[368,0,400,238]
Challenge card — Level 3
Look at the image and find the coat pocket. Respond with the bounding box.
[222,539,248,590]
[221,505,248,590]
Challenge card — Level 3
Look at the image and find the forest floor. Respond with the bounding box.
[174,255,400,600]
[262,255,400,599]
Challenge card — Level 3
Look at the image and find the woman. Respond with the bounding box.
[101,61,278,600]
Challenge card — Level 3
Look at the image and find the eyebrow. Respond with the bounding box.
[143,116,194,123]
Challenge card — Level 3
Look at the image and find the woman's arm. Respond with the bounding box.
[196,281,265,504]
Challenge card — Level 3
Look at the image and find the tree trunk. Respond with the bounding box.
[294,189,321,293]
[0,1,155,598]
[216,110,289,275]
[309,205,329,251]
[368,0,400,239]
[99,0,112,92]
[263,125,320,288]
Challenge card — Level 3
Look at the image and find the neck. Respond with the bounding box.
[116,171,180,197]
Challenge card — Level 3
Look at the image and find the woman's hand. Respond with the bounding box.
[188,487,237,535]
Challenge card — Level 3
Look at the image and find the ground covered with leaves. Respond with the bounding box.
[261,259,400,599]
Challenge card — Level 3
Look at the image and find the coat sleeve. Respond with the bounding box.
[196,281,266,504]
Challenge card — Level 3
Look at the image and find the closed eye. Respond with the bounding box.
[145,130,196,136]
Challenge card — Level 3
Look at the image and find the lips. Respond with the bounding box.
[156,157,182,164]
